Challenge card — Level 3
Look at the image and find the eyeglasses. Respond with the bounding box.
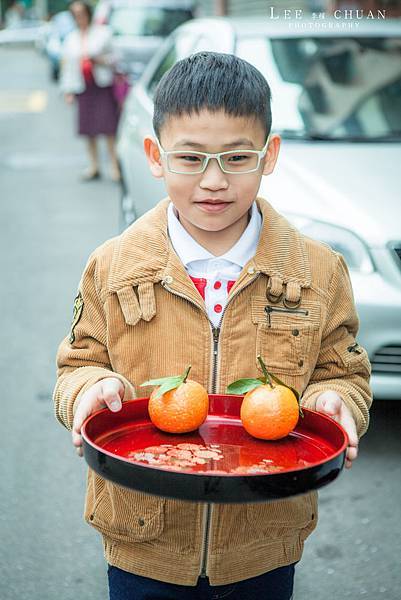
[156,137,270,175]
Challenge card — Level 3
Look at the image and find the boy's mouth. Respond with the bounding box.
[195,199,233,213]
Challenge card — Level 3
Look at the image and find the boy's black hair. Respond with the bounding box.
[153,52,272,140]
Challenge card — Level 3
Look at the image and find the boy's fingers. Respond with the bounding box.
[345,443,358,469]
[101,378,124,412]
[315,390,359,466]
[72,384,98,437]
[72,383,104,454]
[315,390,342,416]
[72,405,88,444]
[347,446,358,462]
[72,430,82,448]
[340,406,359,448]
[71,378,125,457]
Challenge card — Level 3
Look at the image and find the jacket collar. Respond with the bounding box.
[108,197,312,293]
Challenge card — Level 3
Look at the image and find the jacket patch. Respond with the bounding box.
[69,291,84,344]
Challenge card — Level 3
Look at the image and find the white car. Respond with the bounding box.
[117,16,401,399]
[94,0,195,82]
[0,18,49,46]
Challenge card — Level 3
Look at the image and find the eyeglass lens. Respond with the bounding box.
[167,151,260,173]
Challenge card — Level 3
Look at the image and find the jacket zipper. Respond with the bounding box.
[162,273,259,578]
[264,305,309,328]
[200,503,213,577]
[211,326,220,394]
[199,326,220,578]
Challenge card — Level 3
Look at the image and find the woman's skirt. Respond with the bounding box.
[77,81,119,137]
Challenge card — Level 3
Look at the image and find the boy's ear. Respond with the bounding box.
[144,135,164,178]
[262,134,281,176]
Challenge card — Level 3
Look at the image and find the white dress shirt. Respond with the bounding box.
[167,202,262,327]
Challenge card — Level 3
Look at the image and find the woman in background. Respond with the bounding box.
[60,1,121,182]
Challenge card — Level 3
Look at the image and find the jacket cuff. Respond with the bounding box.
[54,367,136,431]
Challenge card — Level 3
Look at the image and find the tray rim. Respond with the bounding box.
[81,395,349,479]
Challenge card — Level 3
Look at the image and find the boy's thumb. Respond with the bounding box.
[102,378,124,412]
[106,394,122,412]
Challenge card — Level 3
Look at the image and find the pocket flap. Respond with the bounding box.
[117,286,142,326]
[251,296,321,325]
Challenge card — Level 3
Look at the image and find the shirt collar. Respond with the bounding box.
[167,201,262,269]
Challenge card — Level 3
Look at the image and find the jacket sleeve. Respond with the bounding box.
[301,253,372,437]
[53,252,136,430]
[59,33,79,94]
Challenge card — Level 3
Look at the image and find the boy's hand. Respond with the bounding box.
[72,377,124,457]
[315,390,358,469]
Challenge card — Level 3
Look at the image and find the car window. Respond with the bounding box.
[109,7,193,37]
[190,35,215,54]
[147,33,198,97]
[237,35,401,140]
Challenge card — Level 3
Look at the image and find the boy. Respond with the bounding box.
[54,52,372,600]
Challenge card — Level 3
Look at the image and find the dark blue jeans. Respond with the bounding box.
[107,563,295,600]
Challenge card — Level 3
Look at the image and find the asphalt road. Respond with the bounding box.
[1,47,400,600]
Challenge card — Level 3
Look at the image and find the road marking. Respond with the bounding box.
[0,90,48,113]
[1,153,86,170]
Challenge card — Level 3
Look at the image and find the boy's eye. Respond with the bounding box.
[227,154,251,162]
[178,154,202,163]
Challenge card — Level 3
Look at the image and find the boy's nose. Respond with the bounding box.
[199,158,229,190]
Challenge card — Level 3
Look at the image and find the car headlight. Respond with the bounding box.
[287,216,374,274]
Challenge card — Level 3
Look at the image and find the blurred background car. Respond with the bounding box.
[43,10,75,81]
[116,16,401,400]
[0,8,48,46]
[94,0,195,83]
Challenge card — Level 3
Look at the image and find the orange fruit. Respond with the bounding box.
[148,380,209,434]
[240,383,299,440]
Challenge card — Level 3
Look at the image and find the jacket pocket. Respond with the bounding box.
[246,492,317,541]
[85,473,165,543]
[252,297,320,376]
[255,321,315,376]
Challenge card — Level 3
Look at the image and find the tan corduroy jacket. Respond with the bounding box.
[54,197,372,586]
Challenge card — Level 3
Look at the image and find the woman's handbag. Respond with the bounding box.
[112,73,130,108]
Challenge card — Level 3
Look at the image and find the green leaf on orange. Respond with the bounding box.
[226,378,263,395]
[152,377,185,400]
[268,373,303,417]
[140,375,184,400]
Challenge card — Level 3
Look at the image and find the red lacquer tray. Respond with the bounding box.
[82,395,348,503]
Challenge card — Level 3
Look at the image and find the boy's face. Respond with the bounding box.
[144,109,280,234]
